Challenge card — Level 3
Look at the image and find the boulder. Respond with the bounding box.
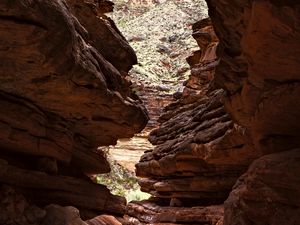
[224,149,300,225]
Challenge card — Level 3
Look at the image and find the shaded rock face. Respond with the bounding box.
[224,149,300,225]
[0,185,46,225]
[0,0,148,221]
[205,0,300,224]
[136,85,174,133]
[66,0,138,73]
[206,0,300,155]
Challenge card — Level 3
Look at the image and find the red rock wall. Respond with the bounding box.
[129,1,300,224]
[206,0,300,224]
[0,0,148,223]
[125,18,240,225]
[207,0,300,154]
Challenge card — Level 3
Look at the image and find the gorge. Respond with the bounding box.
[0,0,300,225]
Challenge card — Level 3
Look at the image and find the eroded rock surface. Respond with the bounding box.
[0,0,148,222]
[125,18,251,224]
[225,149,300,225]
[206,0,300,155]
[135,18,254,205]
[126,199,223,225]
[130,2,300,221]
[0,185,46,225]
[205,1,300,224]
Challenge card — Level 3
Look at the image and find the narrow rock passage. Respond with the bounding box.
[103,0,208,188]
[0,0,300,225]
[102,0,209,205]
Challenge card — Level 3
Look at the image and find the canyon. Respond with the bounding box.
[0,0,300,225]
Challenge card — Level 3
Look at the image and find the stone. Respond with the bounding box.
[135,19,257,207]
[125,200,223,224]
[0,159,126,215]
[206,0,300,155]
[0,0,148,219]
[0,185,46,225]
[66,0,138,73]
[86,215,122,225]
[205,1,300,224]
[224,149,300,225]
[42,204,88,225]
[0,0,148,174]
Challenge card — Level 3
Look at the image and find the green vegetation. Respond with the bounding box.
[96,155,150,202]
[108,0,208,92]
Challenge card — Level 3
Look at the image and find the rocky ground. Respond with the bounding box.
[109,0,208,92]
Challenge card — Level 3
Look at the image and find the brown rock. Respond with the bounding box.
[0,159,126,215]
[125,200,223,224]
[0,0,148,174]
[224,149,300,225]
[0,185,46,225]
[135,21,257,206]
[86,215,122,225]
[205,1,300,223]
[41,204,88,225]
[206,0,300,155]
[66,0,137,73]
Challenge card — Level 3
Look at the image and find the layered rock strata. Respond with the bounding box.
[135,18,255,204]
[125,18,255,224]
[125,199,223,225]
[129,1,300,223]
[0,0,148,222]
[224,149,300,225]
[137,85,173,133]
[205,0,300,224]
[206,0,300,155]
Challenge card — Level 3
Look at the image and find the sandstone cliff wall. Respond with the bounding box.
[206,0,300,224]
[127,1,300,224]
[0,0,148,223]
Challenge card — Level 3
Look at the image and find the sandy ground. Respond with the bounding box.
[109,136,153,172]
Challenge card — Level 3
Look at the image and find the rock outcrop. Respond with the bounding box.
[1,0,300,224]
[135,18,254,203]
[205,0,300,224]
[129,1,300,222]
[207,0,300,155]
[125,18,253,224]
[137,84,173,133]
[0,0,148,222]
[125,200,223,225]
[224,149,300,225]
[0,185,46,225]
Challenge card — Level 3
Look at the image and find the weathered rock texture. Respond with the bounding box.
[135,18,254,204]
[207,0,300,155]
[205,0,300,224]
[125,18,251,224]
[224,149,300,225]
[125,199,223,225]
[0,185,46,225]
[0,0,148,223]
[137,84,174,133]
[131,1,300,222]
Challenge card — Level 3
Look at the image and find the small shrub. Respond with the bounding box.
[96,153,150,202]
